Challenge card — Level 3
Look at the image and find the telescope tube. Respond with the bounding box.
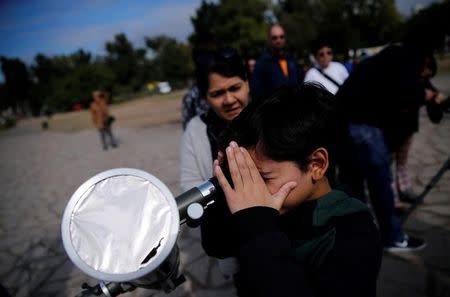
[176,177,219,223]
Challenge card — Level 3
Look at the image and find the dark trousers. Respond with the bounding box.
[99,126,117,149]
[348,124,403,245]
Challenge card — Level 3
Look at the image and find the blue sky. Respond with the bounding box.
[0,0,438,66]
[0,0,202,64]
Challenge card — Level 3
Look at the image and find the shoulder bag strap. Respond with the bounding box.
[315,67,341,88]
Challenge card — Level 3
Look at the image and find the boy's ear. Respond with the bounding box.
[308,148,329,181]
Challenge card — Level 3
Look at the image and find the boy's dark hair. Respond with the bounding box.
[219,83,343,172]
[196,48,247,98]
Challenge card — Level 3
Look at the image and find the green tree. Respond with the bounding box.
[45,62,114,110]
[145,36,193,87]
[0,57,34,114]
[105,33,147,92]
[276,1,318,58]
[190,0,269,58]
[31,53,63,112]
[277,0,403,56]
[403,0,450,52]
[31,51,114,111]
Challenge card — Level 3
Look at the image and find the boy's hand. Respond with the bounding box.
[214,141,297,214]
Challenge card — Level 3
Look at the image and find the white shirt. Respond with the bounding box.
[179,116,212,192]
[304,61,349,95]
[179,115,240,277]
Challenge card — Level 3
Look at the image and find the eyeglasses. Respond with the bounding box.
[271,35,285,41]
[318,50,333,57]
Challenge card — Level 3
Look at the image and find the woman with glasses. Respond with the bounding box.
[303,39,349,95]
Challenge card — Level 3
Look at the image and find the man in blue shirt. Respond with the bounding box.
[250,24,300,101]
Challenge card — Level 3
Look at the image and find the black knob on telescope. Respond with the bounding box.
[176,178,218,225]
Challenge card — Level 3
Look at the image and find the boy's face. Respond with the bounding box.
[247,148,315,213]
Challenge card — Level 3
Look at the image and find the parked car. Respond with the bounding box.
[157,81,172,94]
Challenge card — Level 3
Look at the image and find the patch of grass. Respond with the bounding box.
[46,110,92,132]
[112,87,189,104]
[35,89,187,133]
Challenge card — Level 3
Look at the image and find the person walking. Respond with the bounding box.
[90,90,117,150]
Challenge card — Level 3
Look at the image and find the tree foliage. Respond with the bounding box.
[0,32,195,114]
[0,57,33,113]
[190,0,269,58]
[105,33,147,92]
[403,0,450,52]
[188,0,403,58]
[28,50,115,111]
[145,36,193,87]
[277,0,403,57]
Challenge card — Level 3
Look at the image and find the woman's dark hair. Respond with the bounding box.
[196,48,247,98]
[218,82,344,172]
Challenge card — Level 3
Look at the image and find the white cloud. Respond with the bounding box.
[54,1,198,55]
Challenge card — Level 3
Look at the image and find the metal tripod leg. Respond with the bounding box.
[401,155,450,224]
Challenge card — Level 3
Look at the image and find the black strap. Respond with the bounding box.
[315,67,341,88]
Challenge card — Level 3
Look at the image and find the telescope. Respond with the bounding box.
[61,168,220,297]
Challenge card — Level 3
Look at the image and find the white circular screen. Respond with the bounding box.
[62,168,179,281]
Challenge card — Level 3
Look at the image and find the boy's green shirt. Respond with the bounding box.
[293,190,370,269]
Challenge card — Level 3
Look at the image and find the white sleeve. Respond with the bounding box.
[336,62,349,81]
[179,118,211,192]
[303,68,317,83]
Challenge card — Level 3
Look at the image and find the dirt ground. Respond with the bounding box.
[16,89,187,134]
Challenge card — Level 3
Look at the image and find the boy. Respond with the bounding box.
[200,83,381,297]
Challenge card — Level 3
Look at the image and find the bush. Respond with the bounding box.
[0,114,16,130]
